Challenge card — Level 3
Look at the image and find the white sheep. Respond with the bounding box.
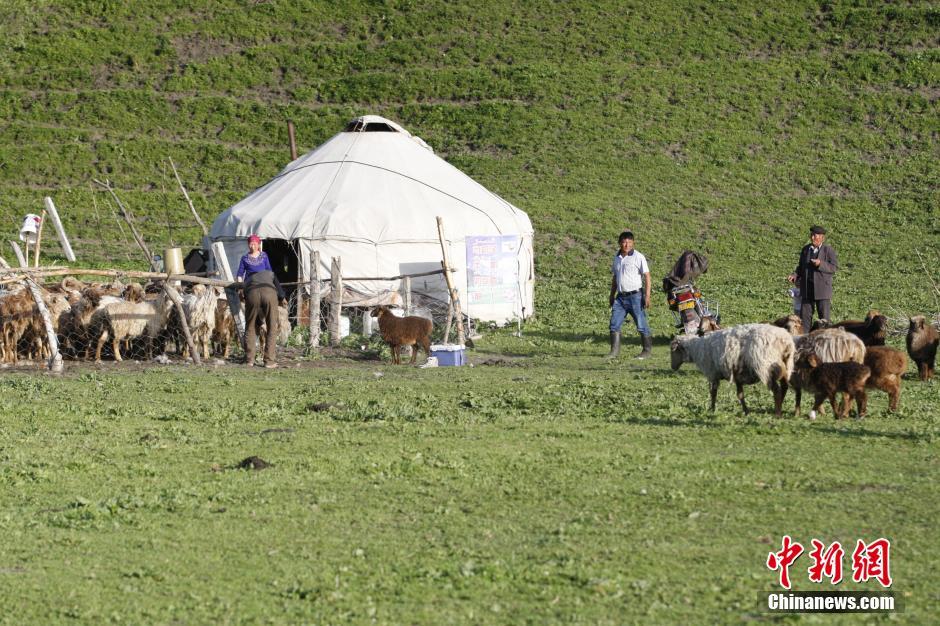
[90,293,171,362]
[182,284,219,361]
[670,323,795,416]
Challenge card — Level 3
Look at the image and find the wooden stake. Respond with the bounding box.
[33,210,46,268]
[92,179,155,269]
[435,216,465,345]
[288,121,298,161]
[330,256,343,347]
[211,242,246,346]
[9,241,26,268]
[163,283,200,365]
[308,251,321,350]
[402,275,412,316]
[168,158,209,237]
[43,197,76,262]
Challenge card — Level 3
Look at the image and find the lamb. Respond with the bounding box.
[906,315,938,381]
[371,306,433,365]
[790,327,866,416]
[771,314,803,336]
[793,353,871,419]
[835,314,888,346]
[863,346,907,412]
[0,287,35,363]
[670,323,794,417]
[89,293,171,362]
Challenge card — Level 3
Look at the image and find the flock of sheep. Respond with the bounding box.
[0,277,287,365]
[670,312,938,419]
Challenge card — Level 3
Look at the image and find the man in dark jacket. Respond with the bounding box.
[243,269,286,368]
[788,225,838,332]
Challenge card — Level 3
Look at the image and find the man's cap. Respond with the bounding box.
[619,230,635,241]
[810,225,826,235]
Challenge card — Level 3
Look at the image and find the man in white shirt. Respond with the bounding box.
[607,230,653,359]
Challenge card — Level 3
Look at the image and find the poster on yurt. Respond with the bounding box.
[465,235,520,307]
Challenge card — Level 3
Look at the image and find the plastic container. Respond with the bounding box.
[164,247,184,275]
[430,344,466,366]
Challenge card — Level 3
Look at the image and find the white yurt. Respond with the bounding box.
[209,115,534,323]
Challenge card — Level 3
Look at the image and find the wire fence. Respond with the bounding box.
[0,274,470,369]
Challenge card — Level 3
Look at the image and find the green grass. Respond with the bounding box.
[0,349,937,624]
[0,1,938,622]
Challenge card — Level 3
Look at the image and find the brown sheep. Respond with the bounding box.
[771,314,803,336]
[211,298,236,357]
[794,353,870,419]
[790,328,865,417]
[835,314,888,346]
[907,315,938,381]
[863,346,907,412]
[371,306,432,365]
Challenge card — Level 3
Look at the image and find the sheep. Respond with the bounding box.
[181,284,219,361]
[371,305,433,365]
[863,346,907,412]
[771,314,803,336]
[62,289,123,359]
[211,298,236,357]
[0,287,35,363]
[89,292,171,362]
[907,315,938,381]
[835,314,888,346]
[670,323,794,417]
[790,327,866,416]
[793,353,871,419]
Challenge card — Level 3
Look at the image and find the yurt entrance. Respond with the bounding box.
[263,238,299,320]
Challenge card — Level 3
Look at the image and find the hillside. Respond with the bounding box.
[1,0,937,330]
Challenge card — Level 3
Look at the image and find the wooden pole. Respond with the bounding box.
[168,158,209,237]
[402,275,412,316]
[23,278,63,372]
[330,256,343,347]
[435,216,465,346]
[288,121,298,161]
[211,242,246,346]
[0,266,235,288]
[163,283,200,365]
[442,280,454,344]
[43,197,76,262]
[33,210,46,268]
[308,251,321,350]
[92,179,155,270]
[9,241,26,268]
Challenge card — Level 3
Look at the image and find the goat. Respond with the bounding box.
[670,324,794,417]
[790,327,866,416]
[907,315,938,381]
[863,346,907,412]
[794,353,871,419]
[371,306,433,365]
[835,314,888,346]
[696,315,721,336]
[181,284,219,361]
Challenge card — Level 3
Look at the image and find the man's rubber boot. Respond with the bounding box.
[605,331,621,358]
[636,334,653,360]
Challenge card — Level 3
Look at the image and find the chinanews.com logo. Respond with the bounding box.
[763,536,899,613]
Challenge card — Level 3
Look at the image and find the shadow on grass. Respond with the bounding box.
[813,425,935,442]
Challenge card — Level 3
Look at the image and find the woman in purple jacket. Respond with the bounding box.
[237,234,272,281]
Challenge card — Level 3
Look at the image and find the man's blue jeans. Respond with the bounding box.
[610,291,651,335]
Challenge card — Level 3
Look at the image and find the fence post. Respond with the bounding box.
[211,241,246,347]
[308,251,320,350]
[402,275,412,316]
[330,256,343,347]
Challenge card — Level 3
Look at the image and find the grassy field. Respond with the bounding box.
[0,0,938,623]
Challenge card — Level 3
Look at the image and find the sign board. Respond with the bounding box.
[465,235,520,307]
